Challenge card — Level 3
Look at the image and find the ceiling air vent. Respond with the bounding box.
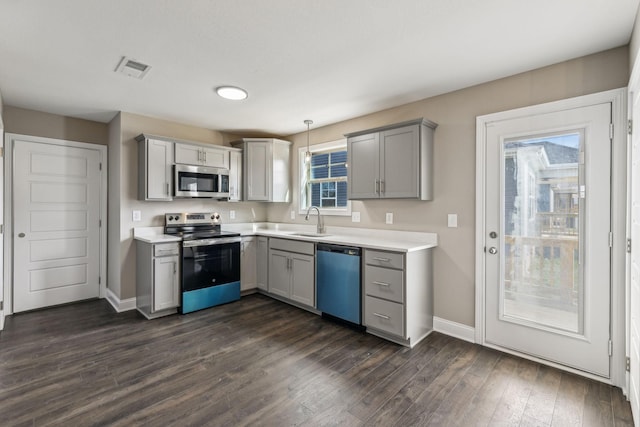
[115,56,151,79]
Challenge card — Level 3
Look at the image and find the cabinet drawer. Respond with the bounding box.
[154,243,180,257]
[269,238,314,256]
[364,296,404,337]
[364,265,403,303]
[365,249,404,270]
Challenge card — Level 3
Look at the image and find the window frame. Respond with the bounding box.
[298,138,351,216]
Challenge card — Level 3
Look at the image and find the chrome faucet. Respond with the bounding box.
[305,206,325,234]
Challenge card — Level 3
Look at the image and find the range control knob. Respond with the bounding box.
[175,215,180,221]
[168,215,174,221]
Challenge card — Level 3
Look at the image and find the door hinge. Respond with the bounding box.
[628,238,632,253]
[0,224,3,234]
[609,232,613,248]
[627,356,631,372]
[608,340,613,357]
[610,123,614,139]
[98,276,101,285]
[0,147,4,157]
[99,219,102,227]
[629,119,633,135]
[0,301,3,311]
[99,162,102,171]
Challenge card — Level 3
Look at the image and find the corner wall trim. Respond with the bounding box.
[106,288,136,313]
[433,316,476,343]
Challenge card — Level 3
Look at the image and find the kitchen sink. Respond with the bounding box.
[290,232,332,238]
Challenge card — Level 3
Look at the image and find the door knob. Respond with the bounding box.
[488,247,497,254]
[18,233,25,238]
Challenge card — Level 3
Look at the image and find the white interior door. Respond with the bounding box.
[484,102,612,377]
[0,128,3,330]
[13,139,101,312]
[629,86,640,424]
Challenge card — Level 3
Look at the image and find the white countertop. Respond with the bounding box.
[224,223,437,252]
[133,227,181,244]
[133,223,437,252]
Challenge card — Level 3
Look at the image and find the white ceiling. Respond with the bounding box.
[0,0,638,136]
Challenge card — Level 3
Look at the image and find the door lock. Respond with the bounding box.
[489,231,498,239]
[488,247,498,254]
[18,232,25,238]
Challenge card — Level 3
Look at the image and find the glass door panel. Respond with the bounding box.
[502,133,582,334]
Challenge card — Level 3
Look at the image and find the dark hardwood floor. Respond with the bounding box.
[0,294,634,426]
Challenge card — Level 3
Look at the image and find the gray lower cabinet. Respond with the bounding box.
[346,118,437,200]
[136,241,180,319]
[256,236,269,291]
[363,248,433,347]
[267,238,315,307]
[240,236,257,291]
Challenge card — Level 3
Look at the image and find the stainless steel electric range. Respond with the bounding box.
[165,212,241,314]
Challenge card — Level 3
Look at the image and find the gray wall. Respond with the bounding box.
[3,106,108,145]
[631,5,640,72]
[2,46,631,325]
[269,46,630,327]
[113,112,268,300]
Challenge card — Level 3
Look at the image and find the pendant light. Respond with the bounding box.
[304,119,313,163]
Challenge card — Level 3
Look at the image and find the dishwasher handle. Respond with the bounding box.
[317,243,361,256]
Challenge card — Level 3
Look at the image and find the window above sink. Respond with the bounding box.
[299,138,352,217]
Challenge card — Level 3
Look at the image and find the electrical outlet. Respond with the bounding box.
[448,213,458,228]
[385,212,393,224]
[229,210,236,219]
[132,210,141,221]
[290,210,296,220]
[352,212,361,223]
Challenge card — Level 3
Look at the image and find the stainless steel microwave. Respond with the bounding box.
[174,164,230,198]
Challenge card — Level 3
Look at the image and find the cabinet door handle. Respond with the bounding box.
[373,281,391,287]
[204,151,207,162]
[374,179,379,194]
[173,262,177,274]
[373,312,390,320]
[165,182,170,196]
[373,257,391,262]
[380,180,385,194]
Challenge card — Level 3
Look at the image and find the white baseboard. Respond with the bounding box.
[106,288,136,313]
[433,316,476,343]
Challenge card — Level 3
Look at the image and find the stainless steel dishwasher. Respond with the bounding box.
[316,243,362,326]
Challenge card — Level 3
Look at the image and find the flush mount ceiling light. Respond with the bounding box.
[215,86,248,100]
[304,119,313,163]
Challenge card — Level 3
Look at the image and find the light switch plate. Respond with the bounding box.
[290,210,296,220]
[229,210,236,219]
[132,210,141,222]
[448,213,458,228]
[352,212,361,223]
[385,212,393,224]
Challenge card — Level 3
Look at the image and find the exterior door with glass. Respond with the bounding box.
[484,102,612,378]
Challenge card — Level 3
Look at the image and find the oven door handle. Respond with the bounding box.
[183,236,242,247]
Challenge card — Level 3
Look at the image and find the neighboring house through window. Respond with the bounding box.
[299,139,351,216]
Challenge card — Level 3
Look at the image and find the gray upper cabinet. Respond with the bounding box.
[346,118,437,200]
[174,142,229,169]
[347,132,380,199]
[230,138,292,202]
[228,149,242,202]
[136,134,174,201]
